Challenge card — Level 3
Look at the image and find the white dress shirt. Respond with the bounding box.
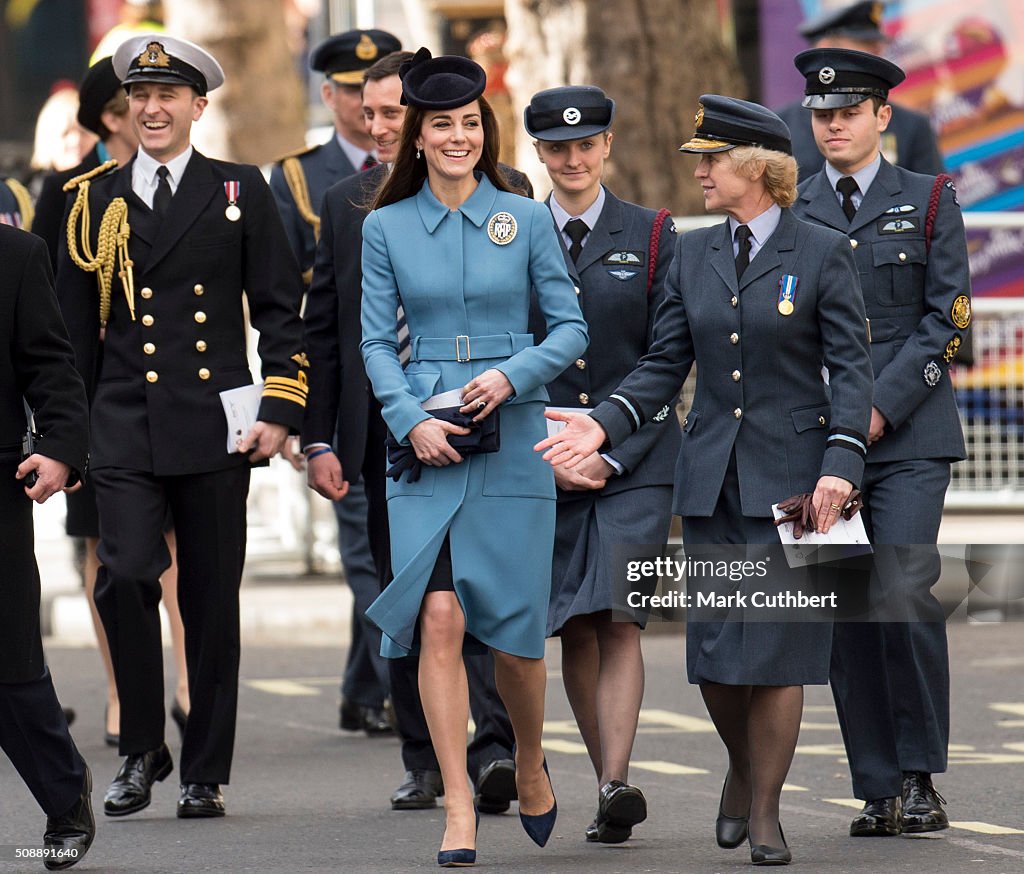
[132,146,194,209]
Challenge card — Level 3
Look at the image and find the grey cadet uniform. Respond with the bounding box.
[791,45,969,805]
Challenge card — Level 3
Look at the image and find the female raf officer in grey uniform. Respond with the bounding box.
[360,50,588,867]
[525,85,678,844]
[537,95,873,866]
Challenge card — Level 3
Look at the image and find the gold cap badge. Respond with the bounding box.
[138,41,171,68]
[356,34,379,61]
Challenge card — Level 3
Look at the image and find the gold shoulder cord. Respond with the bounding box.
[282,156,321,241]
[4,178,34,231]
[63,160,135,326]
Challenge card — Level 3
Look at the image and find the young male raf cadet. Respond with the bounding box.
[791,47,970,838]
[55,34,307,821]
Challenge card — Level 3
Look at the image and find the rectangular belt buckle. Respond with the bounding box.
[455,335,471,362]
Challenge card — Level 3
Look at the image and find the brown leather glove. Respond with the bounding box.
[842,489,863,520]
[773,492,816,539]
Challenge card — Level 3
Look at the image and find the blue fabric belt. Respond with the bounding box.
[411,332,534,362]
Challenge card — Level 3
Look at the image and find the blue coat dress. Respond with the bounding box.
[361,174,589,659]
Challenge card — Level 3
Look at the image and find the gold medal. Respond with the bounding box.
[225,203,241,222]
[778,299,794,316]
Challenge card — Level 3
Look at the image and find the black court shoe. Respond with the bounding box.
[749,822,791,866]
[715,771,749,849]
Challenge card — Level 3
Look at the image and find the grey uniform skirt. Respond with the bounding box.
[682,452,834,686]
[548,485,673,636]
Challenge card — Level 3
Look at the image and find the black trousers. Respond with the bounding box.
[362,402,514,776]
[93,464,250,785]
[830,458,951,800]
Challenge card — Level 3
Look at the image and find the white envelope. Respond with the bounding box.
[220,382,263,453]
[420,388,465,411]
[772,501,873,568]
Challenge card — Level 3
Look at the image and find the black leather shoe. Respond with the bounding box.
[716,771,749,849]
[902,772,949,833]
[43,765,94,870]
[362,705,395,736]
[177,783,225,818]
[750,822,791,865]
[339,698,362,732]
[103,743,173,817]
[391,770,444,810]
[475,758,516,814]
[170,699,188,742]
[849,796,902,837]
[594,780,646,843]
[585,818,600,842]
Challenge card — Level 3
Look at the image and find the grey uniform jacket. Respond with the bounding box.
[777,100,945,184]
[793,158,969,463]
[528,190,679,498]
[591,208,874,518]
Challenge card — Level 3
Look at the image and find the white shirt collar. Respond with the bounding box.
[134,145,193,191]
[825,153,881,201]
[335,132,375,172]
[728,201,782,257]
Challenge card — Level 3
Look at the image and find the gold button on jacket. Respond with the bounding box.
[146,370,158,383]
[198,368,211,380]
[144,343,155,355]
[730,332,739,344]
[140,287,153,299]
[194,311,206,324]
[195,340,207,352]
[194,283,204,295]
[142,314,154,326]
[579,392,589,405]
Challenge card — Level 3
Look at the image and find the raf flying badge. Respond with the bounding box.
[951,294,971,329]
[608,269,637,281]
[604,251,643,266]
[878,217,921,234]
[487,211,517,245]
[943,335,962,364]
[224,180,241,221]
[777,274,799,316]
[923,360,942,386]
[884,204,917,215]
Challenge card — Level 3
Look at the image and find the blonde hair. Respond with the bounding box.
[728,146,798,208]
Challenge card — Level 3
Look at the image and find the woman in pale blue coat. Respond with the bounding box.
[360,50,588,867]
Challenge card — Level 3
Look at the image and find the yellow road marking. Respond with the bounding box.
[637,709,716,732]
[245,679,320,696]
[949,822,1024,835]
[631,760,709,776]
[542,739,590,755]
[782,783,807,792]
[990,703,1024,717]
[824,798,863,810]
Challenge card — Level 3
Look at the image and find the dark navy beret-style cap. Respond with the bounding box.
[77,57,123,135]
[310,29,402,85]
[799,0,891,43]
[399,47,486,110]
[796,47,905,109]
[524,85,615,141]
[678,94,792,156]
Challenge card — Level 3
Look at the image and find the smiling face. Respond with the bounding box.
[811,99,891,174]
[534,132,611,205]
[127,82,206,162]
[693,151,760,217]
[415,101,484,186]
[362,74,405,163]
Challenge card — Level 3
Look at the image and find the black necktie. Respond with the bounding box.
[837,176,859,222]
[734,224,753,279]
[361,154,379,171]
[564,218,588,263]
[153,165,172,218]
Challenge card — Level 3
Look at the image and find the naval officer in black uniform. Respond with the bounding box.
[791,47,969,838]
[55,34,307,820]
[1,223,95,869]
[775,1,944,183]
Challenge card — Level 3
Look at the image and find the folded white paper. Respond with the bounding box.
[421,388,465,411]
[544,406,593,439]
[220,382,263,453]
[772,502,873,568]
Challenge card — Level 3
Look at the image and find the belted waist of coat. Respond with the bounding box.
[410,332,534,363]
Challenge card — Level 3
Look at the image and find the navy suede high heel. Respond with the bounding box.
[519,758,557,848]
[437,808,479,867]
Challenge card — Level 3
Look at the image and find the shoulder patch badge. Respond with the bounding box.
[487,211,517,245]
[951,294,971,329]
[923,360,942,386]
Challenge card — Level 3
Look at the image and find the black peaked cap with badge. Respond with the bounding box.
[77,57,123,136]
[112,33,224,95]
[678,94,792,155]
[400,47,486,109]
[795,47,905,110]
[525,85,615,141]
[310,29,402,85]
[799,0,891,43]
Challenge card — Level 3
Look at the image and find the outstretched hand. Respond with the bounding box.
[533,411,607,469]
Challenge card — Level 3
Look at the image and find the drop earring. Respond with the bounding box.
[416,148,422,159]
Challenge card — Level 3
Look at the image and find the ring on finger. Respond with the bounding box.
[477,400,486,411]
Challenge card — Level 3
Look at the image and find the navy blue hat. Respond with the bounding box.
[310,29,402,85]
[678,94,792,156]
[399,47,486,110]
[113,34,224,96]
[77,57,123,135]
[796,47,905,109]
[799,0,890,43]
[524,86,615,141]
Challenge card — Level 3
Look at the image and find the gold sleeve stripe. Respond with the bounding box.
[262,388,307,407]
[262,384,307,402]
[265,376,309,395]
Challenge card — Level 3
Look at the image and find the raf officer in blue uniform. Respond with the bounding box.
[791,47,969,837]
[270,28,401,283]
[775,1,944,184]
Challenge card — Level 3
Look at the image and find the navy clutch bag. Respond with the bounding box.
[386,406,501,483]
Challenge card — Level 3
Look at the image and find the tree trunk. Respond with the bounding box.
[164,0,306,164]
[504,0,745,214]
